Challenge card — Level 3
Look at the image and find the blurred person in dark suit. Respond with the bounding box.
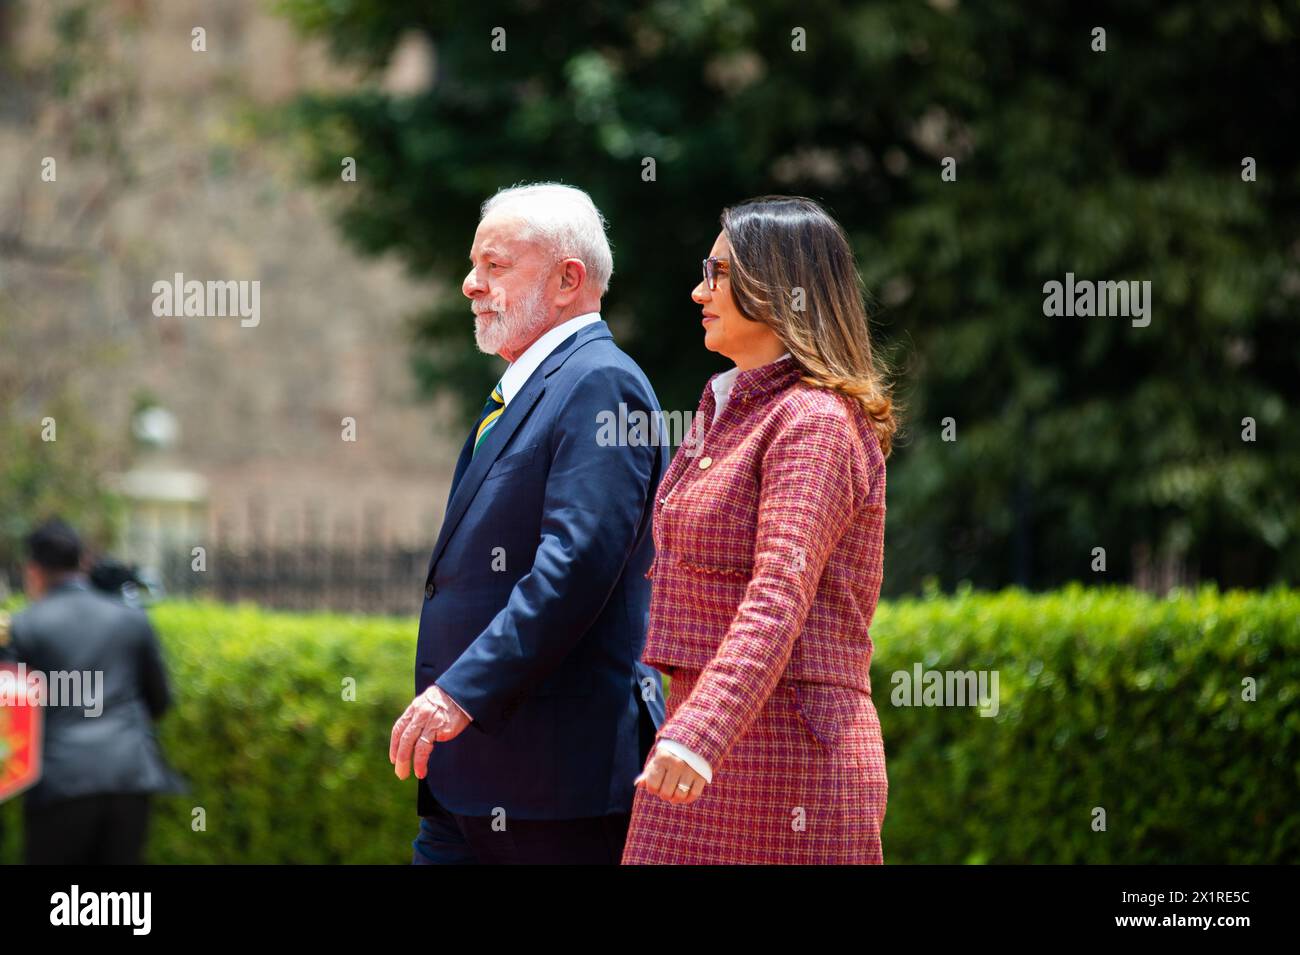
[0,519,183,864]
[88,555,149,608]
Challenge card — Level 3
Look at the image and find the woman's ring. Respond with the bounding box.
[419,736,432,744]
[676,782,691,793]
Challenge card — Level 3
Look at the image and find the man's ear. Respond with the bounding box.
[24,562,44,596]
[557,257,587,294]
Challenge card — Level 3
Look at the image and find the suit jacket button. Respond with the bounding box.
[424,583,435,599]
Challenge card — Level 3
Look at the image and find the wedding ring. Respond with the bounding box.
[419,736,432,744]
[676,782,691,793]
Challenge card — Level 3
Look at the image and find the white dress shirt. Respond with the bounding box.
[652,351,792,786]
[498,312,603,405]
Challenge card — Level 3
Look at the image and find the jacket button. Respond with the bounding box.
[698,456,713,469]
[424,583,435,599]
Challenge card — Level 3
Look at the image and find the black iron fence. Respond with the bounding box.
[156,543,430,616]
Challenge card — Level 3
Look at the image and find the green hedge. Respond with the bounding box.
[875,585,1298,863]
[2,585,1296,863]
[2,602,418,864]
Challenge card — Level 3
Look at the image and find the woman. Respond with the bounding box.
[622,196,896,864]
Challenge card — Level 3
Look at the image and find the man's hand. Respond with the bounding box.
[389,685,473,780]
[634,744,707,805]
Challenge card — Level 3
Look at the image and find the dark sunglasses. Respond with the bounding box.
[702,256,730,291]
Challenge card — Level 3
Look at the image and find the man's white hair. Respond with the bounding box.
[481,182,614,295]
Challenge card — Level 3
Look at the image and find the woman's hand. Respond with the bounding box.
[635,744,707,805]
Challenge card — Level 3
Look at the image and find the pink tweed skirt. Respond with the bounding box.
[622,668,888,864]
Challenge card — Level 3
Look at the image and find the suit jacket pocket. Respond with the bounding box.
[791,681,850,748]
[484,443,539,480]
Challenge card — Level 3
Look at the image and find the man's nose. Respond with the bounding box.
[463,269,485,298]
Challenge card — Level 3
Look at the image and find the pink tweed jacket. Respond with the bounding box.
[642,354,887,771]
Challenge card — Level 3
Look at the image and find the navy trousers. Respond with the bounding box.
[412,792,630,865]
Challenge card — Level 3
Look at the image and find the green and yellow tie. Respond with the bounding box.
[472,380,505,457]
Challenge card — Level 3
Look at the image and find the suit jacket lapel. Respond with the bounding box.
[426,321,611,579]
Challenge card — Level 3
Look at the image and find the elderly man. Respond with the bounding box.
[390,183,668,864]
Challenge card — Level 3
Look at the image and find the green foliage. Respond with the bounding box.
[276,0,1300,593]
[143,602,416,863]
[0,601,418,864]
[873,584,1299,863]
[2,586,1294,863]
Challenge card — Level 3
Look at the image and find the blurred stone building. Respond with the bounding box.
[1,0,466,606]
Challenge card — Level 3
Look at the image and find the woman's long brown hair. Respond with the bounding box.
[721,195,898,457]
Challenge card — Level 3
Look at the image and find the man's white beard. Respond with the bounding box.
[473,283,549,357]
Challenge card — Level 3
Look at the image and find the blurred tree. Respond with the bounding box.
[0,0,137,577]
[278,0,1300,593]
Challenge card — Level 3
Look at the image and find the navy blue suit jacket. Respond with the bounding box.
[416,320,668,819]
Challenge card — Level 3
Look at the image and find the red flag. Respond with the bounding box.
[0,662,44,803]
